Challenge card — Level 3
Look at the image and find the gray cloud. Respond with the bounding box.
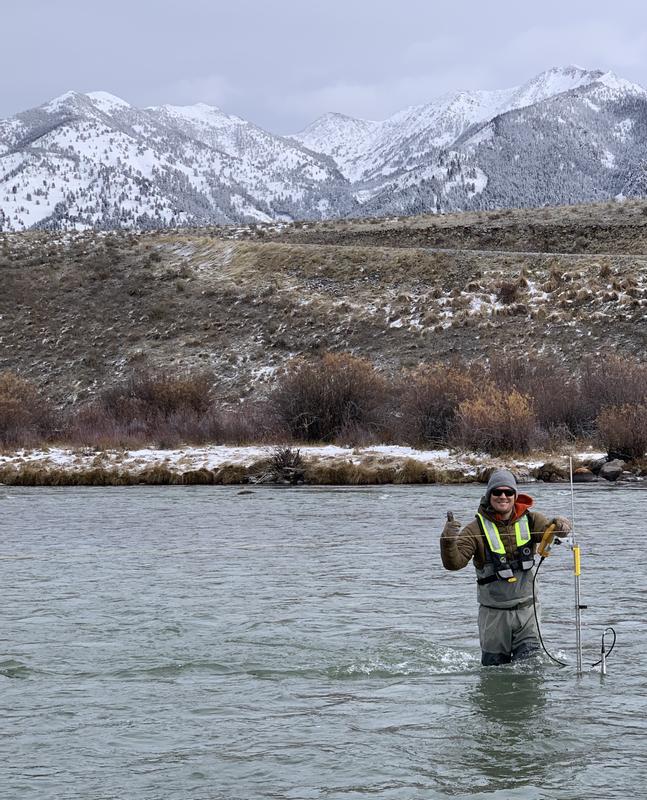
[2,0,647,133]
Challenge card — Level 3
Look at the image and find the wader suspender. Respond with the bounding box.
[476,513,533,584]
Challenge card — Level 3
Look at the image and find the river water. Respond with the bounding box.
[1,483,645,800]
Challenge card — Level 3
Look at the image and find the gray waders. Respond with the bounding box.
[475,566,540,666]
[474,513,539,666]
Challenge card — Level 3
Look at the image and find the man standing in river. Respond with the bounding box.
[440,469,571,666]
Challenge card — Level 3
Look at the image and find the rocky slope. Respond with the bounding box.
[2,200,647,405]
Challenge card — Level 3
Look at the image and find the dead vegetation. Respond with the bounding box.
[2,352,647,460]
[271,352,390,443]
[259,198,647,255]
[2,217,647,414]
[1,199,647,470]
[596,404,647,460]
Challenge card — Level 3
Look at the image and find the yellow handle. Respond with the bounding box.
[573,545,581,576]
[537,522,557,558]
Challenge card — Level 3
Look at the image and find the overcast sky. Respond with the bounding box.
[3,0,647,133]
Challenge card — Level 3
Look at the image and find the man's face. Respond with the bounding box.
[490,486,516,517]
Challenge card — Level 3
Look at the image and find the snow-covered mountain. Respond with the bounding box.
[358,69,647,217]
[2,66,647,231]
[293,66,605,182]
[0,90,354,231]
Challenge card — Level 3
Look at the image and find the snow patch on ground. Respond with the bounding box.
[0,445,607,481]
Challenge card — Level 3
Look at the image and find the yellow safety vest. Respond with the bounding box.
[476,513,534,582]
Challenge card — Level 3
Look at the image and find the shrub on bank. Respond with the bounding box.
[99,369,213,422]
[580,356,647,425]
[596,403,647,460]
[65,390,288,448]
[62,370,217,447]
[0,371,56,447]
[486,354,586,436]
[396,364,476,446]
[5,352,647,457]
[456,388,537,454]
[271,352,390,443]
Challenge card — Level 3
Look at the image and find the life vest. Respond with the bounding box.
[476,512,534,584]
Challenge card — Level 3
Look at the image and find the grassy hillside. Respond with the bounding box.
[1,199,647,405]
[262,198,647,254]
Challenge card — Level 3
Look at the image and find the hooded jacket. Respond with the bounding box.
[441,493,551,608]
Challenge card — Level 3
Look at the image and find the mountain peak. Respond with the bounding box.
[503,65,603,112]
[86,91,131,112]
[148,102,250,127]
[524,64,602,87]
[296,111,377,136]
[39,90,131,116]
[41,90,84,113]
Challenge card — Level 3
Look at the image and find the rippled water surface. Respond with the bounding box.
[1,483,645,799]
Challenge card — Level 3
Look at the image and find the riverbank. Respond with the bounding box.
[0,443,638,486]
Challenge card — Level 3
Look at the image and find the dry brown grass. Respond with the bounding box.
[0,463,250,486]
[393,458,437,484]
[496,280,523,305]
[302,460,396,485]
[0,466,136,486]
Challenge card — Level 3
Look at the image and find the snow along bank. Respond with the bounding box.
[0,444,612,486]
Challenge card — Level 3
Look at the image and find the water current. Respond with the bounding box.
[1,483,645,799]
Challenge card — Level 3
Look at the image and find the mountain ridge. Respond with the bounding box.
[2,65,647,231]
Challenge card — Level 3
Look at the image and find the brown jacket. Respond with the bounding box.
[441,493,552,572]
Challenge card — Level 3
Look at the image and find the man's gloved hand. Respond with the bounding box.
[443,511,461,537]
[552,516,572,535]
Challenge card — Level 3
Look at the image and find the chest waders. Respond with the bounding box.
[474,513,537,664]
[476,513,534,584]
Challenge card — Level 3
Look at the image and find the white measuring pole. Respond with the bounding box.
[570,456,583,674]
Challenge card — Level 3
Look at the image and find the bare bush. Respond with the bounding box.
[64,395,288,448]
[486,354,586,435]
[0,371,56,447]
[212,401,290,445]
[596,404,647,459]
[249,446,304,484]
[580,355,647,424]
[65,369,216,446]
[99,369,213,423]
[396,364,477,446]
[62,404,141,449]
[271,352,390,443]
[456,388,538,454]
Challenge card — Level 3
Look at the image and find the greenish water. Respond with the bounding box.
[0,484,644,799]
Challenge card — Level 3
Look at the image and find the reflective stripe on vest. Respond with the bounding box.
[476,513,531,554]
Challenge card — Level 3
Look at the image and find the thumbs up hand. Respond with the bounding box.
[443,511,461,536]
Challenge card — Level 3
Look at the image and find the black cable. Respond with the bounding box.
[532,556,568,666]
[532,557,617,670]
[590,627,617,669]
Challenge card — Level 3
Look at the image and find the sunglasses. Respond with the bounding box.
[491,488,515,497]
